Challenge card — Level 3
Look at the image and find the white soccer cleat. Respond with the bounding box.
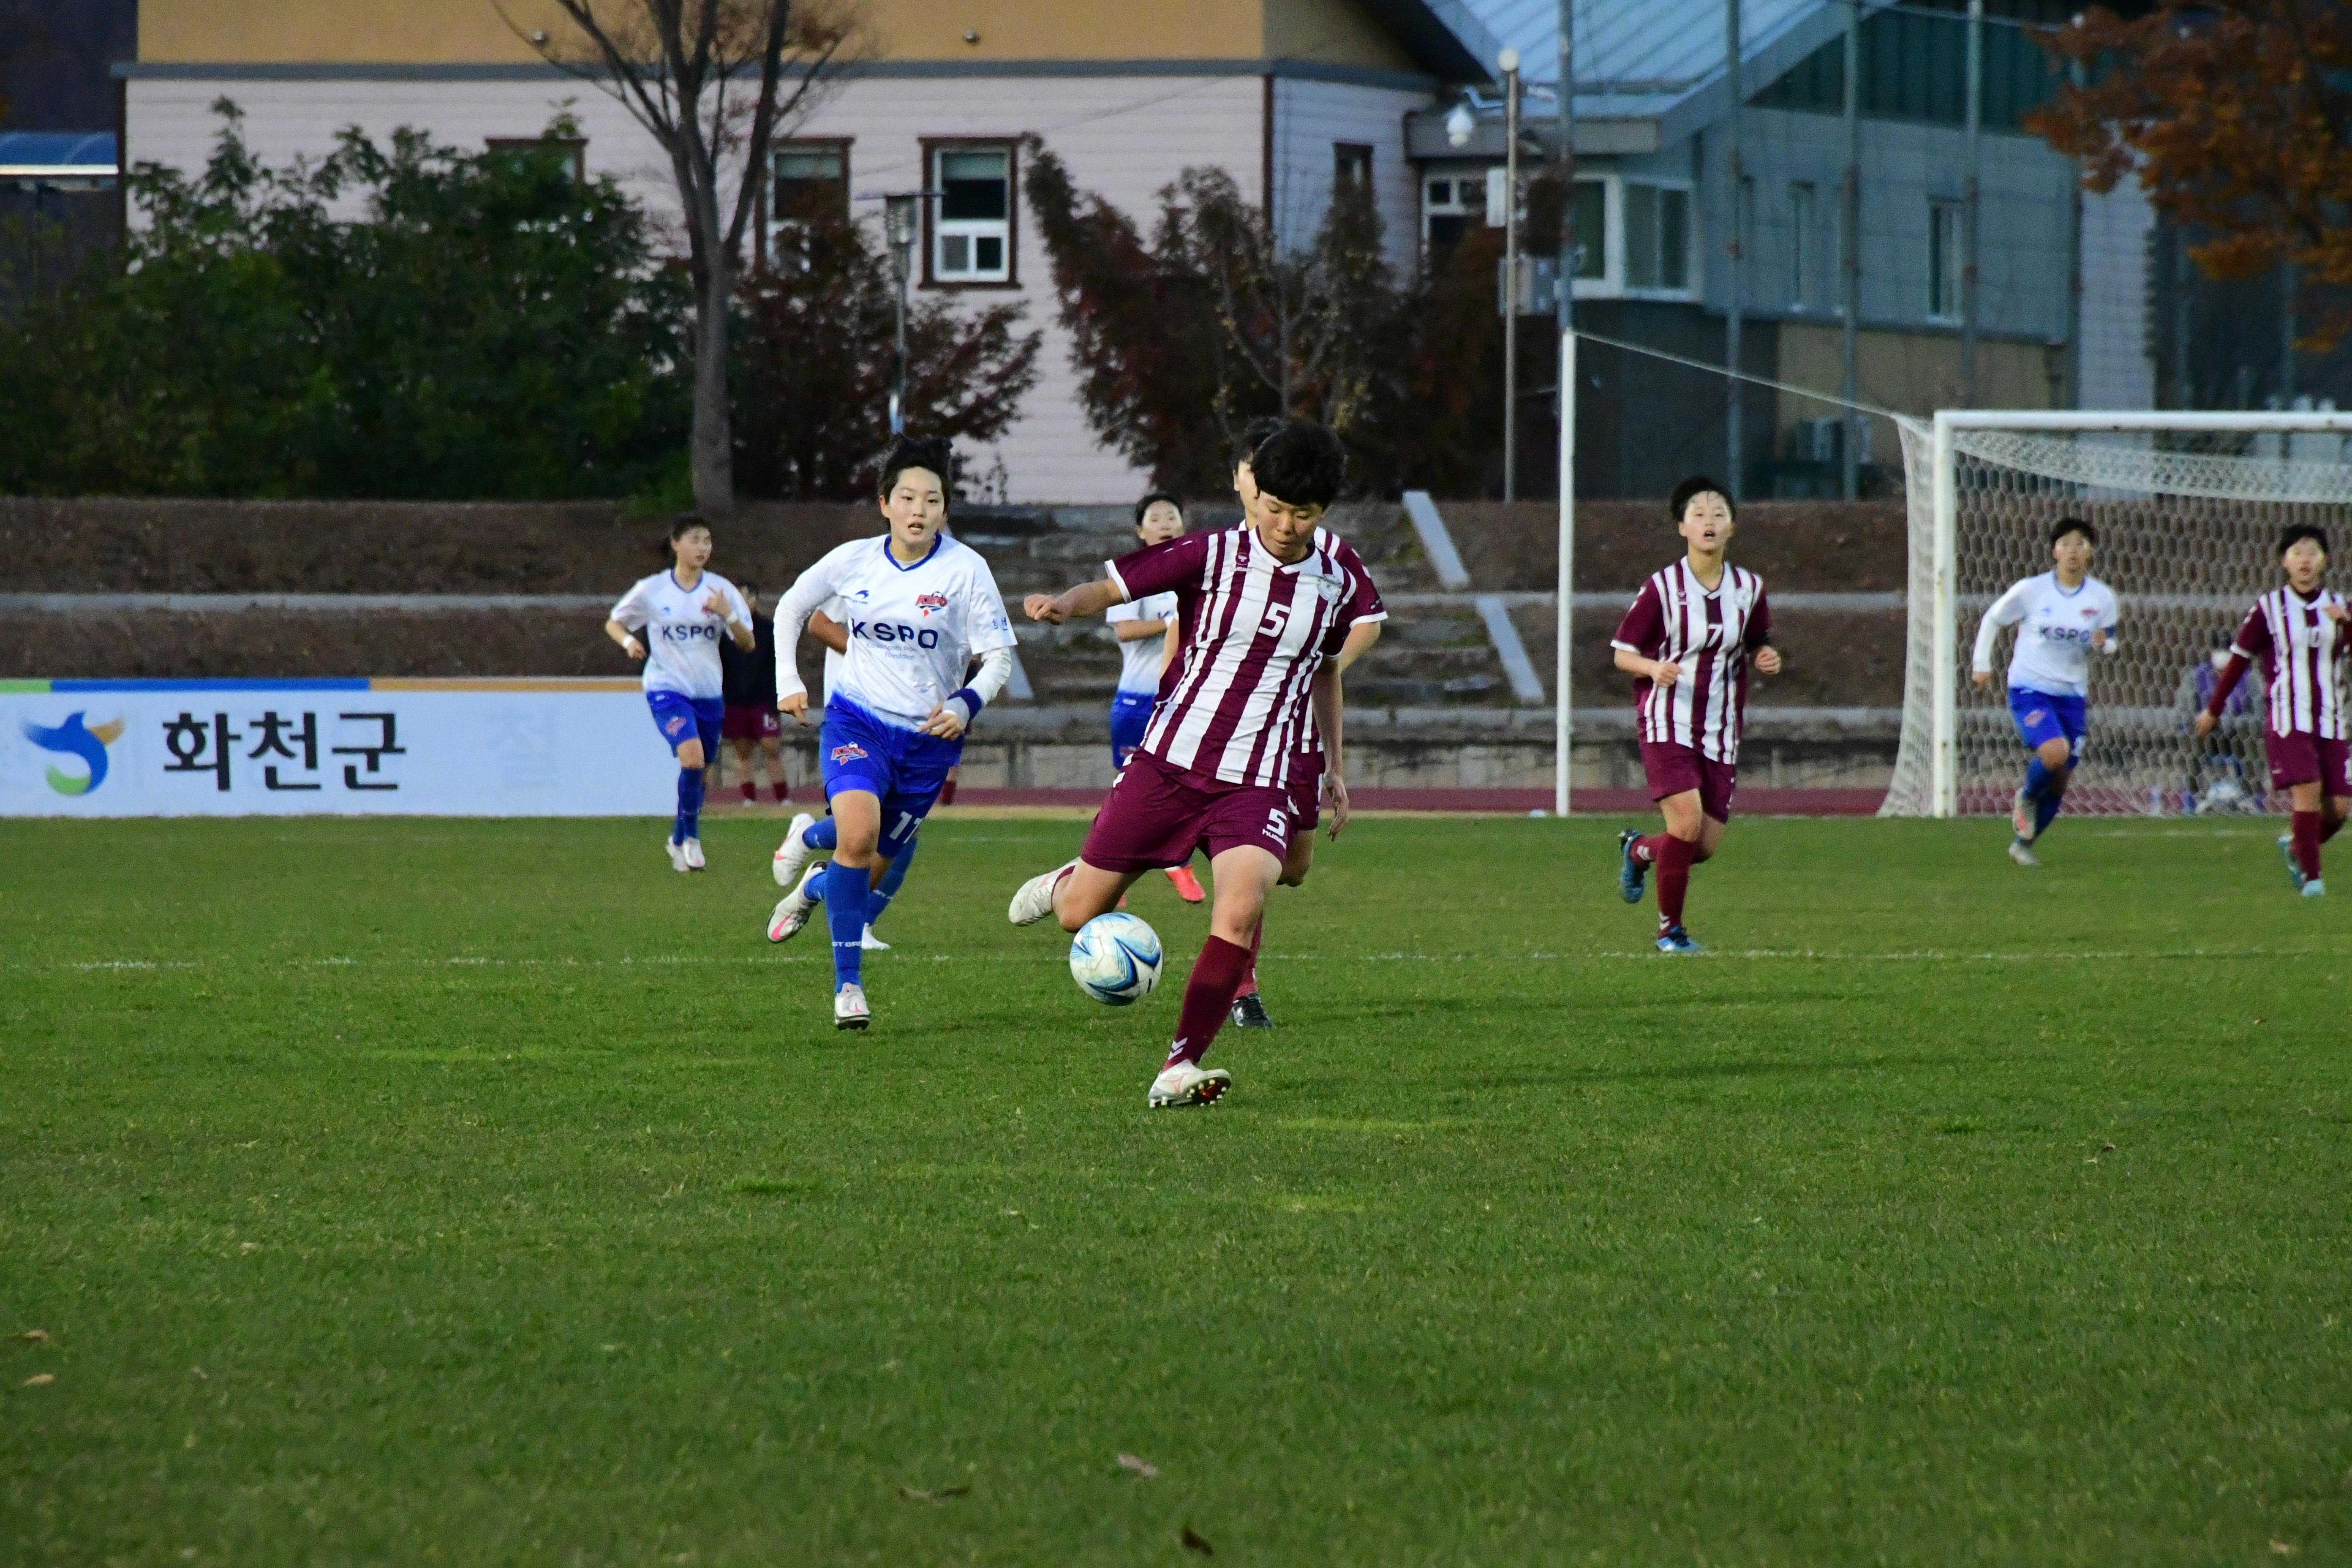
[1149,1062,1232,1108]
[683,836,706,871]
[2303,879,2327,899]
[765,863,825,944]
[773,811,819,888]
[2007,837,2039,867]
[834,983,871,1030]
[860,925,891,951]
[1009,859,1078,926]
[666,837,692,873]
[2011,788,2033,841]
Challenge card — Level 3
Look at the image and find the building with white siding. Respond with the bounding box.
[118,0,1500,504]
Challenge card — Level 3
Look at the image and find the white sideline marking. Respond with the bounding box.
[27,945,2333,974]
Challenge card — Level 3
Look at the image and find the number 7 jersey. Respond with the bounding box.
[1104,524,1384,788]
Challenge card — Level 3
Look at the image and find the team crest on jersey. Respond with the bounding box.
[914,591,950,617]
[831,742,869,764]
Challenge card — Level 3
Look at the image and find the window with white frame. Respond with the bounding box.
[1422,173,1485,258]
[930,143,1015,285]
[1623,181,1691,294]
[1928,200,1963,321]
[1788,182,1818,310]
[1334,142,1373,191]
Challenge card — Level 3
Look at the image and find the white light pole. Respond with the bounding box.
[1725,0,1745,497]
[1554,0,1577,817]
[1502,46,1522,502]
[884,193,920,436]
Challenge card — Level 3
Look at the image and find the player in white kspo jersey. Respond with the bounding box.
[764,437,1018,1029]
[605,514,756,872]
[1971,518,2121,866]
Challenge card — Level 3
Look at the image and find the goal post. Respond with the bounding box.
[1885,409,2352,819]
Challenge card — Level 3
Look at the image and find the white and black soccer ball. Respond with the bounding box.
[1069,912,1163,1006]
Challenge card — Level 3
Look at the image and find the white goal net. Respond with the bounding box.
[1884,412,2352,817]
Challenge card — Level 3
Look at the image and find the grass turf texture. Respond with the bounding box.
[3,813,2349,1565]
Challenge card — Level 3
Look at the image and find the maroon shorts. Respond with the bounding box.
[1640,739,1738,823]
[1287,748,1325,835]
[2264,731,2352,796]
[721,704,781,741]
[1081,749,1294,872]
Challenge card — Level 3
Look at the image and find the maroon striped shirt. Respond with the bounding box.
[1105,524,1384,787]
[2230,586,2349,740]
[1610,561,1772,763]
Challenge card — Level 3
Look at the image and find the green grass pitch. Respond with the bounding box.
[3,811,2349,1565]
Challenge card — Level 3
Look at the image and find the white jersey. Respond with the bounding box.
[1105,591,1179,696]
[819,593,848,705]
[609,569,751,700]
[1973,572,2120,699]
[776,534,1015,728]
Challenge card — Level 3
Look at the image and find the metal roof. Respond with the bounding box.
[0,131,120,179]
[1451,0,1881,132]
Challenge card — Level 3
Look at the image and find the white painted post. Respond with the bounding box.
[1555,326,1577,817]
[1930,411,1958,817]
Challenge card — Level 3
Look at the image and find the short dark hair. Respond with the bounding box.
[1134,491,1184,527]
[2278,522,2331,559]
[2050,517,2096,546]
[667,512,711,541]
[1231,417,1286,473]
[878,436,956,501]
[1245,419,1347,510]
[1669,476,1734,523]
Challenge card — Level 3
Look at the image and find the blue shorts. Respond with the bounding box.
[2009,687,2087,762]
[1110,691,1155,768]
[819,696,962,856]
[648,691,724,757]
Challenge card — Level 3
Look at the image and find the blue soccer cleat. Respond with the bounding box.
[2279,832,2308,893]
[1617,829,1648,904]
[1655,924,1703,955]
[2303,879,2327,899]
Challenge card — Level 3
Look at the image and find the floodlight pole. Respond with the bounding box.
[1840,0,1862,498]
[1503,50,1522,502]
[884,193,920,436]
[1554,0,1577,817]
[1724,0,1745,498]
[1961,0,1982,406]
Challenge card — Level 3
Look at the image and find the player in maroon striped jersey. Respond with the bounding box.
[1007,420,1383,1107]
[1610,477,1783,953]
[2195,523,2351,896]
[1215,421,1387,1028]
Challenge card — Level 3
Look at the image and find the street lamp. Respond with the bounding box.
[883,192,921,436]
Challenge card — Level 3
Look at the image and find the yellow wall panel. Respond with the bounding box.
[1264,0,1416,71]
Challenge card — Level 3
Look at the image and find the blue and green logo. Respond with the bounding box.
[22,711,124,795]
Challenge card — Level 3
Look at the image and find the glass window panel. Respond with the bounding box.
[939,149,1009,220]
[975,235,1003,272]
[1659,188,1689,290]
[942,234,971,273]
[1571,179,1605,279]
[1625,183,1659,288]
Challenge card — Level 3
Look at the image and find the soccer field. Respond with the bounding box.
[4,812,2349,1565]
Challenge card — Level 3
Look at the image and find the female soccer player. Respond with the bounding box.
[1970,518,2120,866]
[768,605,917,951]
[606,514,756,872]
[2195,523,2351,897]
[1107,491,1206,905]
[718,582,789,806]
[1611,476,1781,954]
[1223,424,1385,1028]
[1007,420,1382,1108]
[764,436,1017,1028]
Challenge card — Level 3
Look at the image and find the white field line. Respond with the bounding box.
[18,945,2331,975]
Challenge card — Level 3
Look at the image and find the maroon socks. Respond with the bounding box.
[1164,934,1253,1070]
[2292,811,2323,882]
[1655,834,1695,932]
[1236,922,1263,999]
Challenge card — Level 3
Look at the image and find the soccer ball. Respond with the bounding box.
[1069,913,1162,1006]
